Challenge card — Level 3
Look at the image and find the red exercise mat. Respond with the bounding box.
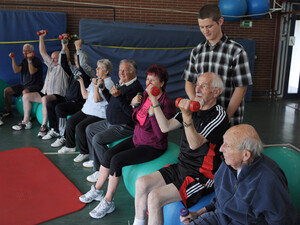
[0,147,85,225]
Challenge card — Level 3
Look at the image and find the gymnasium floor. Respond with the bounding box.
[0,97,300,224]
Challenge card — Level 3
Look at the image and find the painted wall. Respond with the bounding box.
[0,0,278,96]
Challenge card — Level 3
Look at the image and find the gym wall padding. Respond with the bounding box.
[0,10,66,86]
[79,19,255,101]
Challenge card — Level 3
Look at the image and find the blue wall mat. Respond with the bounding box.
[79,19,255,101]
[0,10,66,86]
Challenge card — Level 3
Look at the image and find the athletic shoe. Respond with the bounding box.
[87,171,99,183]
[1,110,12,118]
[51,137,66,147]
[0,119,3,126]
[79,185,104,203]
[12,121,32,130]
[89,198,115,219]
[73,154,89,162]
[83,160,94,168]
[37,124,48,137]
[42,128,59,140]
[58,146,76,154]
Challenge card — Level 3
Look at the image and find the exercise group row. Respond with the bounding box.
[0,4,298,225]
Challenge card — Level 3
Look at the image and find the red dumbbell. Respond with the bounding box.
[150,86,160,96]
[10,52,15,58]
[59,33,70,40]
[175,98,200,112]
[25,52,35,58]
[146,84,160,96]
[37,30,48,36]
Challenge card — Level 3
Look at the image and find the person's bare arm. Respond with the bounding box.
[9,53,21,74]
[38,30,48,61]
[185,80,196,100]
[226,86,247,120]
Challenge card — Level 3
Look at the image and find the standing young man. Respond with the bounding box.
[182,4,252,126]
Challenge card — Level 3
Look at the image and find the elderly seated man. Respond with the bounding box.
[133,72,229,225]
[181,124,299,225]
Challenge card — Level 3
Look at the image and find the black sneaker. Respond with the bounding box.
[0,110,12,118]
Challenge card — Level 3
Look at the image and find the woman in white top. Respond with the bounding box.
[58,59,114,164]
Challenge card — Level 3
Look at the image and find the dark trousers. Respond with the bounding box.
[47,99,83,133]
[102,137,166,177]
[65,110,103,154]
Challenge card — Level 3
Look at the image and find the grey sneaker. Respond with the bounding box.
[51,137,66,147]
[12,121,32,130]
[89,198,115,219]
[42,128,59,140]
[79,185,104,203]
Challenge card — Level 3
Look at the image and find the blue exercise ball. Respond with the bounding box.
[219,0,247,21]
[247,0,270,19]
[0,79,9,110]
[163,192,215,225]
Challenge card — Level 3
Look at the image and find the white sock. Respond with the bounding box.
[133,217,145,225]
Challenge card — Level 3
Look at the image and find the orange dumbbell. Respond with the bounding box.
[175,98,200,112]
[37,30,48,36]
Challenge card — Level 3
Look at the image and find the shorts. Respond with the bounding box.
[11,84,42,97]
[38,92,63,99]
[159,163,214,208]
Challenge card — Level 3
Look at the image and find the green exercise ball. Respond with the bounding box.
[15,96,39,118]
[122,142,180,197]
[263,146,300,211]
[0,79,9,110]
[107,135,133,148]
[36,103,43,124]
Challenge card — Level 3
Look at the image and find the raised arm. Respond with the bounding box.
[9,53,21,74]
[179,99,207,150]
[147,87,181,133]
[38,30,48,61]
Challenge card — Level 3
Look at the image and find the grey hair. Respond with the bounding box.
[23,43,34,51]
[120,59,137,73]
[238,137,264,164]
[211,73,224,93]
[97,59,113,74]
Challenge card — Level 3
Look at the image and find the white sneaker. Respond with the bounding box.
[89,198,115,219]
[58,146,76,154]
[0,119,3,126]
[73,154,89,162]
[79,185,104,203]
[42,128,59,140]
[12,121,32,130]
[51,137,66,147]
[83,160,94,168]
[87,171,99,183]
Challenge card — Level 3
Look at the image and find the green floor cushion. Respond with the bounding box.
[263,146,300,211]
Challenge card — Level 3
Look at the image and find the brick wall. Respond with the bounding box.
[1,0,278,95]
